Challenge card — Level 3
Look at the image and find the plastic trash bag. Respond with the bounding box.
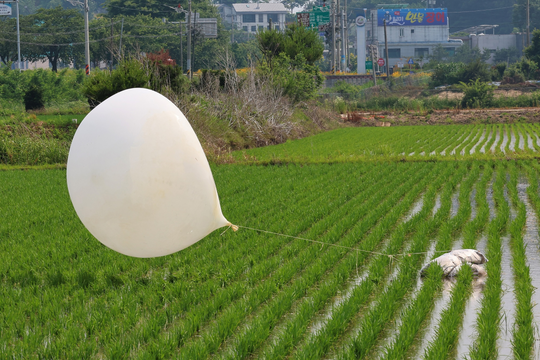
[420,249,488,277]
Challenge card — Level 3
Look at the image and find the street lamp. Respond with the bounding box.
[67,0,90,74]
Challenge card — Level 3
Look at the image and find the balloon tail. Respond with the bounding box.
[228,223,239,232]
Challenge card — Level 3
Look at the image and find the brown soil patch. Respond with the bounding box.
[345,108,540,126]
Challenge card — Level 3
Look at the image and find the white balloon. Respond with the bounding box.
[67,88,232,258]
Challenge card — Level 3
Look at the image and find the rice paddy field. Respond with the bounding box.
[3,122,540,359]
[235,123,540,163]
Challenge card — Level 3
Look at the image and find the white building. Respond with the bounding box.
[365,8,462,69]
[232,3,288,33]
[470,34,522,63]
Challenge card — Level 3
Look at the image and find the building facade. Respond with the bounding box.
[231,3,287,32]
[365,8,462,69]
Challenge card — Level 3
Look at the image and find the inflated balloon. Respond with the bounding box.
[67,88,234,258]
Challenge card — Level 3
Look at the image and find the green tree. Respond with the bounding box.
[282,23,324,65]
[22,7,85,72]
[524,29,540,66]
[0,17,18,65]
[256,24,324,68]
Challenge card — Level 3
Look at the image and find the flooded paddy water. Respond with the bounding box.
[517,178,540,358]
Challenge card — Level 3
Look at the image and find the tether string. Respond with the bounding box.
[228,224,454,258]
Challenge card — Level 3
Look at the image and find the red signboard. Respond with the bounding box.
[377,58,385,66]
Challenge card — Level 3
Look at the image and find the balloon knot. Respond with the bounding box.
[228,223,239,232]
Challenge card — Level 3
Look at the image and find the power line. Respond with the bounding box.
[448,6,514,14]
[0,33,181,46]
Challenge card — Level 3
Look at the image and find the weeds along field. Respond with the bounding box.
[234,123,540,163]
[3,157,540,359]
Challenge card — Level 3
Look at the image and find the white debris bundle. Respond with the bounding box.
[420,249,488,277]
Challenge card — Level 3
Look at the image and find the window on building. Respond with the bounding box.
[258,25,264,31]
[411,29,414,34]
[367,30,371,38]
[258,14,263,22]
[414,48,429,58]
[243,14,256,23]
[251,25,256,32]
[388,48,401,58]
[268,13,278,23]
[399,28,404,37]
[243,26,248,31]
[275,25,280,30]
[443,47,455,56]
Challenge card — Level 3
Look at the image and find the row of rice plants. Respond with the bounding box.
[250,165,450,360]
[173,163,441,359]
[519,124,540,152]
[506,161,534,359]
[0,166,326,355]
[287,163,460,360]
[140,163,417,358]
[235,124,540,164]
[112,164,373,357]
[469,162,509,359]
[334,163,466,360]
[385,162,482,360]
[0,164,376,357]
[436,126,469,155]
[102,162,400,358]
[371,162,479,359]
[421,164,491,359]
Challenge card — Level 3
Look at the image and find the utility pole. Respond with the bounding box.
[84,0,90,74]
[67,0,90,74]
[119,18,124,58]
[371,45,377,85]
[331,0,336,73]
[341,9,346,72]
[15,0,21,71]
[384,18,389,77]
[180,22,183,72]
[110,18,114,70]
[527,0,530,46]
[187,0,192,79]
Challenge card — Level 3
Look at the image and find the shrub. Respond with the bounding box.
[24,84,45,111]
[82,58,151,107]
[458,79,494,108]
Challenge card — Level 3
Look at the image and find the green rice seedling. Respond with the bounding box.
[469,163,509,359]
[377,166,477,360]
[173,164,442,359]
[423,265,474,360]
[506,162,534,359]
[332,165,467,360]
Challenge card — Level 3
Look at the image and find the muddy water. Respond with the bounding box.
[455,239,488,360]
[490,129,501,153]
[498,235,515,360]
[517,179,540,358]
[375,241,439,358]
[518,129,525,150]
[470,129,486,154]
[480,128,493,154]
[497,187,518,359]
[451,131,473,155]
[509,128,517,152]
[405,196,424,222]
[527,133,535,151]
[500,128,509,153]
[455,181,495,359]
[470,188,477,220]
[450,188,460,218]
[433,194,441,217]
[441,132,467,156]
[414,277,457,358]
